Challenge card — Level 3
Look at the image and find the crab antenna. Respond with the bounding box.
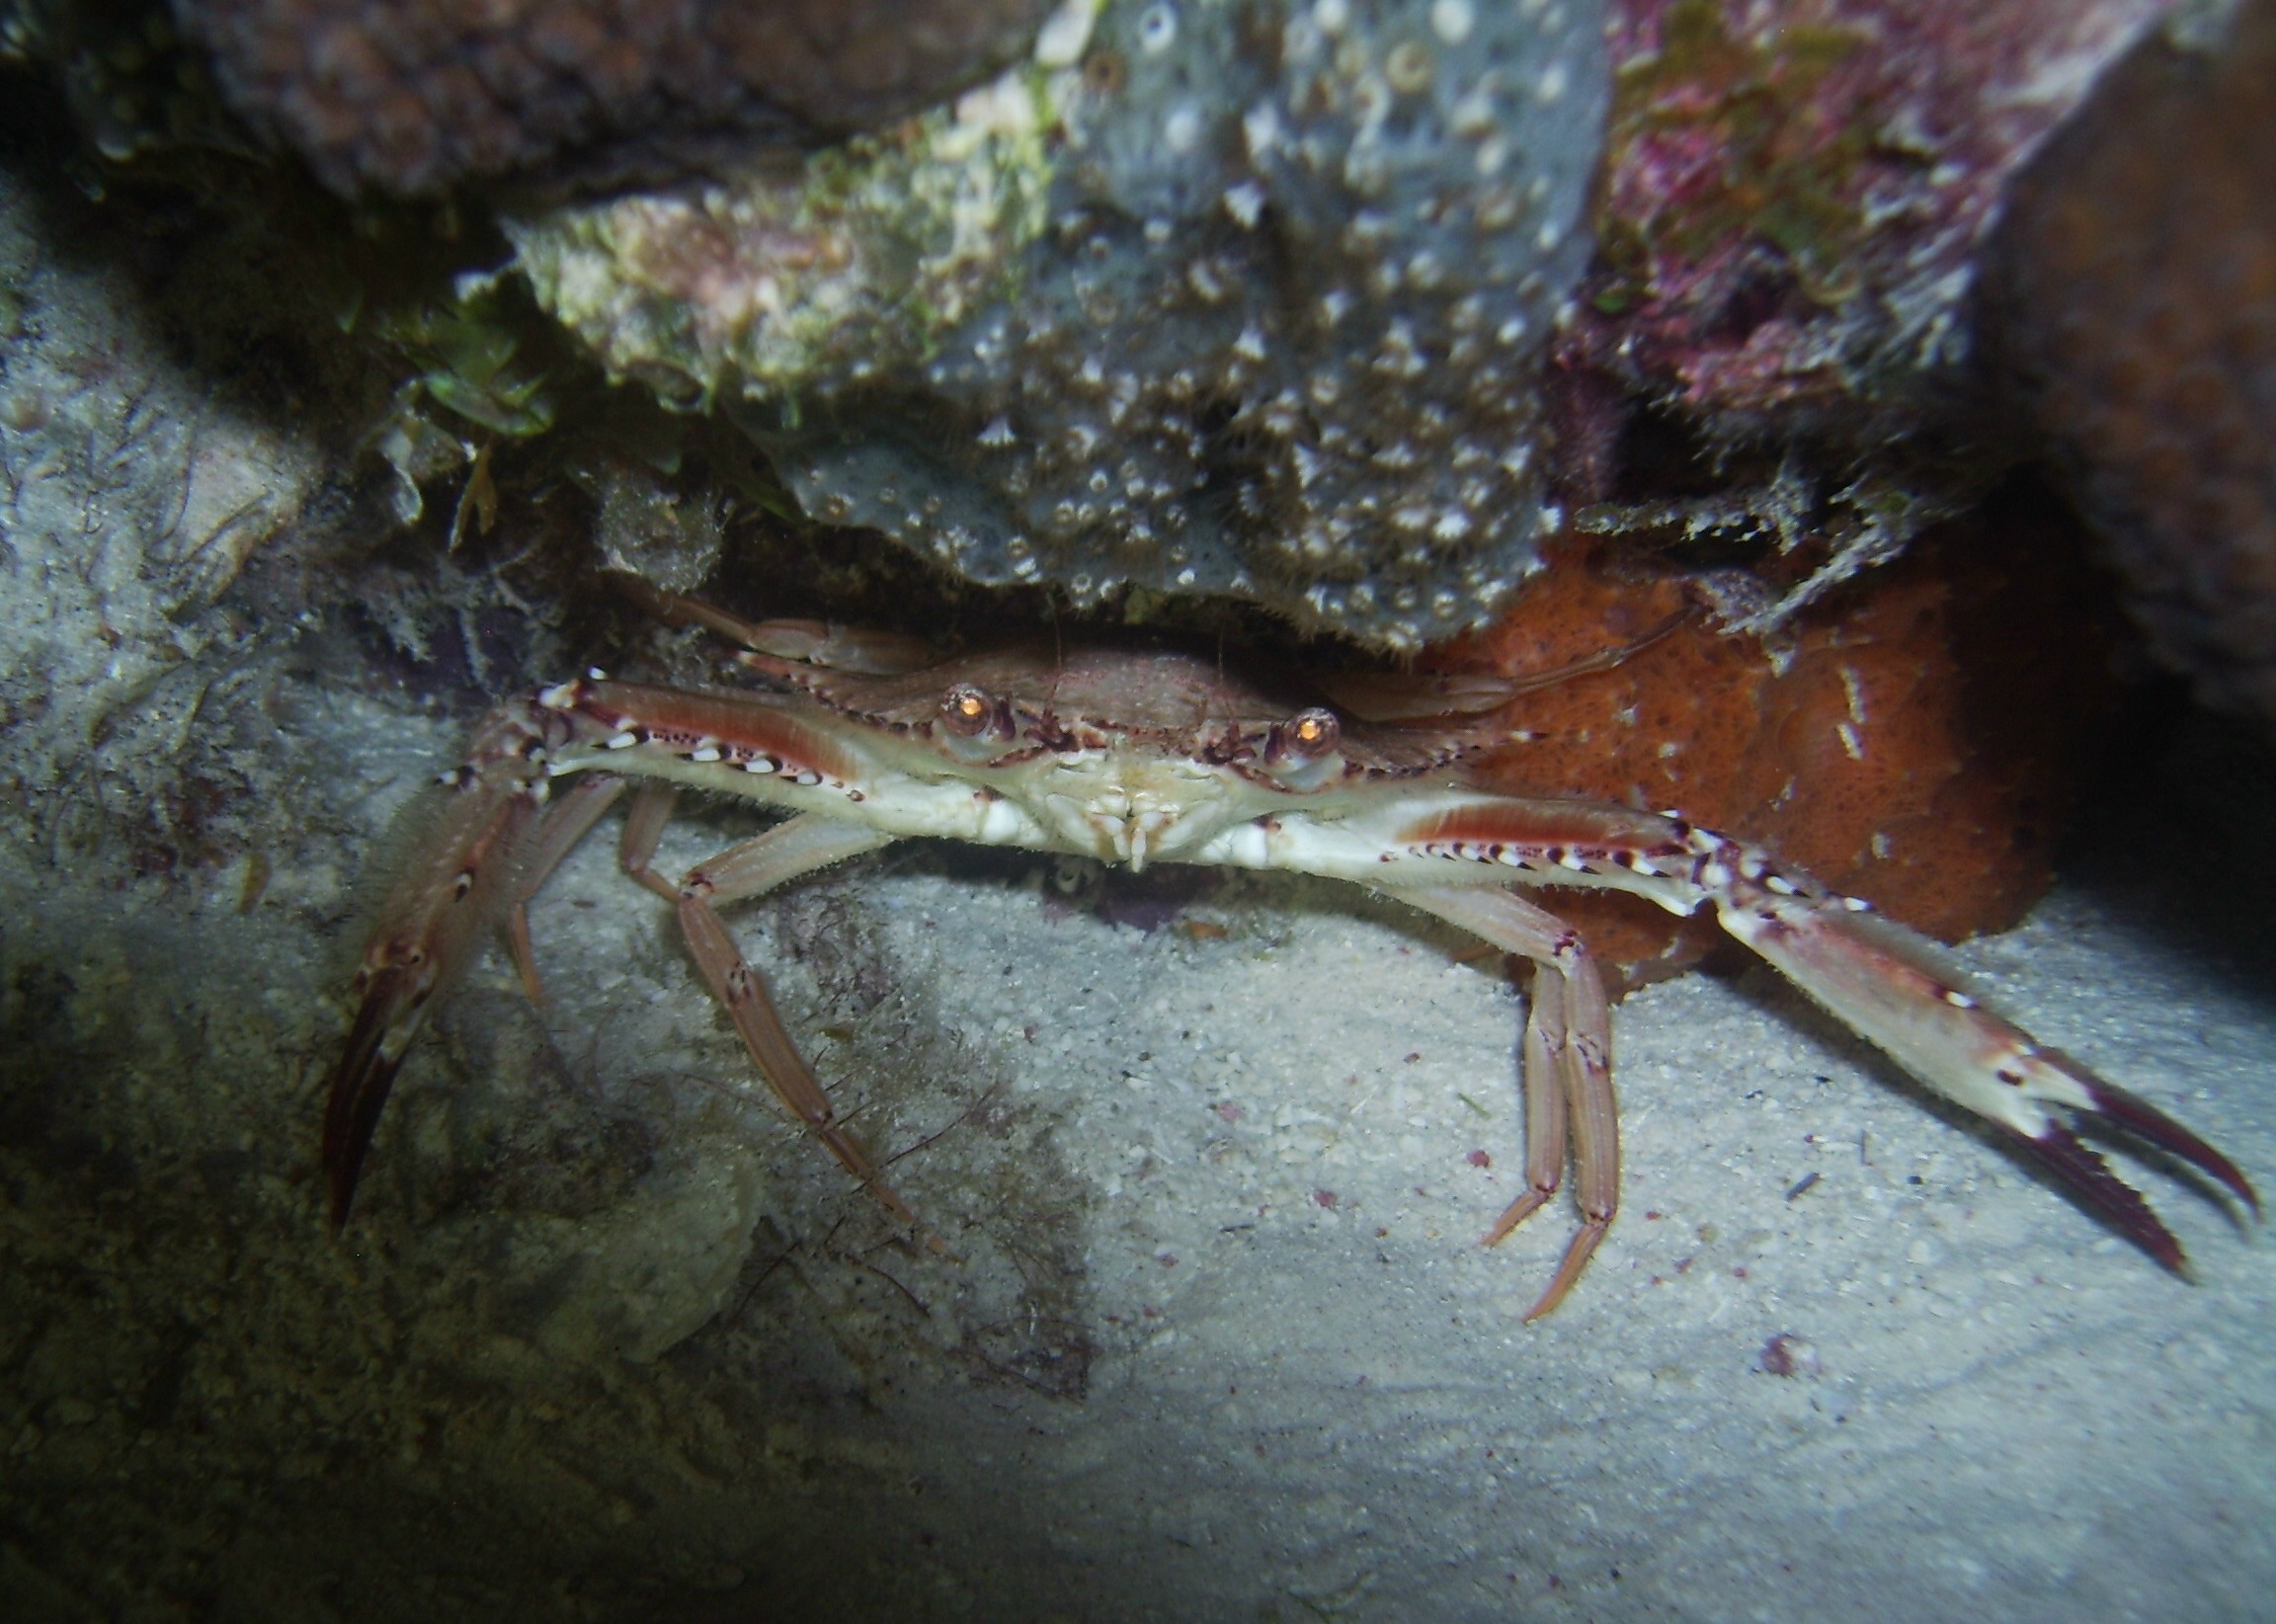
[1497,604,1698,700]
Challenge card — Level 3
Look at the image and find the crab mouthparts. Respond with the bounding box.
[1048,789,1181,871]
[1116,810,1178,871]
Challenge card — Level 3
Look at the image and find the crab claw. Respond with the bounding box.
[1720,889,2257,1272]
[322,735,555,1227]
[2006,1051,2260,1271]
[323,961,442,1229]
[2049,1057,2261,1217]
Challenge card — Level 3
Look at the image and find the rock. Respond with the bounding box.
[173,0,1057,196]
[1992,0,2276,720]
[514,0,1609,646]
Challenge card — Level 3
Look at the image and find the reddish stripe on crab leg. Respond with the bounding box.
[1721,890,2257,1269]
[1397,802,1699,894]
[561,680,861,785]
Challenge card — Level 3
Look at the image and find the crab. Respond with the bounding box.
[325,579,2257,1319]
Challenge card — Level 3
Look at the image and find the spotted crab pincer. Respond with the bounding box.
[325,583,2257,1318]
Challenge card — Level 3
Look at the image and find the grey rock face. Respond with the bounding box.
[519,0,1608,646]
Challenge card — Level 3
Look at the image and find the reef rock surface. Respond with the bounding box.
[180,0,1058,196]
[517,0,1609,647]
[10,0,2268,692]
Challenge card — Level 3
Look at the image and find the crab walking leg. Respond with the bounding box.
[324,765,624,1227]
[1394,884,1618,1319]
[504,774,629,1003]
[617,798,913,1223]
[610,571,938,675]
[617,780,684,905]
[1495,964,1573,1243]
[1718,888,2259,1265]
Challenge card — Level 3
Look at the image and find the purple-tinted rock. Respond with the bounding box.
[1567,0,2163,435]
[1532,0,2179,630]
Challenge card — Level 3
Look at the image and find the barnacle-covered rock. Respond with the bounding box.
[7,0,2194,653]
[11,0,2226,670]
[514,0,2197,648]
[514,0,1609,647]
[170,0,1057,196]
[1993,0,2276,721]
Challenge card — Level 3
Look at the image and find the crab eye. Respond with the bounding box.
[1286,708,1339,755]
[935,684,1020,765]
[1261,706,1344,787]
[1269,707,1341,762]
[940,684,996,737]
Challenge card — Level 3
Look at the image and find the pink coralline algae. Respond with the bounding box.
[1566,0,2167,440]
[1530,0,2208,645]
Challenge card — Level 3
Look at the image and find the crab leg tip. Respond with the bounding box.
[324,1170,358,1234]
[2013,1120,2190,1274]
[320,971,426,1232]
[2053,1055,2261,1218]
[1520,1219,1610,1323]
[320,1056,397,1231]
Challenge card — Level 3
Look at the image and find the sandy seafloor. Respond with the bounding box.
[3,672,2273,1624]
[1,140,2273,1624]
